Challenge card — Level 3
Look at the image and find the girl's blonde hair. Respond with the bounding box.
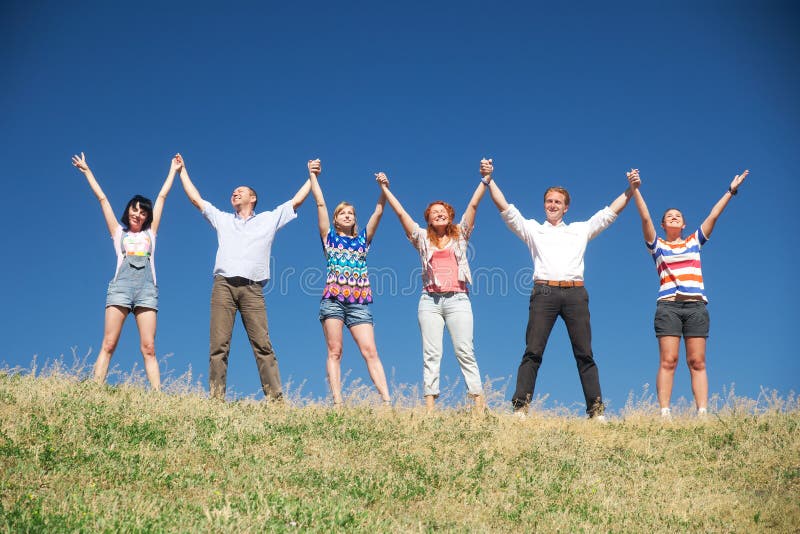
[332,201,358,236]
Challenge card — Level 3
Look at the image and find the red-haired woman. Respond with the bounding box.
[377,162,490,413]
[72,152,179,390]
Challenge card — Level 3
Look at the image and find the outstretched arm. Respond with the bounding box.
[700,169,749,238]
[178,156,205,211]
[462,157,493,232]
[609,169,641,215]
[628,169,656,243]
[376,173,417,238]
[150,154,180,234]
[365,176,387,243]
[307,159,328,239]
[290,165,313,211]
[481,159,511,212]
[72,152,119,236]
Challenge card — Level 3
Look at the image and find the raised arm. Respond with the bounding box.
[307,159,328,239]
[178,156,205,211]
[461,158,492,232]
[700,169,749,238]
[609,169,641,215]
[628,169,656,243]
[290,165,313,211]
[150,154,180,234]
[481,159,511,212]
[72,152,119,236]
[365,175,387,243]
[376,173,417,238]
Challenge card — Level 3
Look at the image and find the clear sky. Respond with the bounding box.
[2,1,798,412]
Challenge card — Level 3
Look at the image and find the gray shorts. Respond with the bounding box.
[106,256,159,311]
[654,300,709,338]
[319,298,373,328]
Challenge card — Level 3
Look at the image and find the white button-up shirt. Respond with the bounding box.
[202,199,297,284]
[501,204,617,282]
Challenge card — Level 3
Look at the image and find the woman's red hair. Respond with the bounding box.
[424,201,460,247]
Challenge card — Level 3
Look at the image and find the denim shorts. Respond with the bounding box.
[654,300,709,338]
[319,298,373,328]
[106,256,159,311]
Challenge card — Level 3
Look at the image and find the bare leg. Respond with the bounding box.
[685,336,708,410]
[322,318,345,404]
[94,305,129,383]
[134,307,160,391]
[349,323,390,402]
[656,336,681,409]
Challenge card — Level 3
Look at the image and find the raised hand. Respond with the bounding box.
[480,158,493,180]
[729,169,749,193]
[308,159,322,178]
[626,168,641,189]
[72,152,89,172]
[375,172,390,187]
[171,153,184,173]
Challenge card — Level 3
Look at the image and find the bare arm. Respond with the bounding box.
[290,171,313,211]
[462,158,494,232]
[178,156,205,211]
[307,159,328,239]
[700,169,749,238]
[609,169,641,214]
[480,159,511,212]
[150,154,180,234]
[376,173,417,238]
[72,152,119,236]
[365,180,387,243]
[628,169,656,243]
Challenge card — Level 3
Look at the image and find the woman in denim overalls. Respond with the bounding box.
[72,152,179,390]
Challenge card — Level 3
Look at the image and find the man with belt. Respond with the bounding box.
[480,158,640,418]
[178,155,315,400]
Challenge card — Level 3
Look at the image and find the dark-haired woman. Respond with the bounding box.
[630,168,749,418]
[378,162,489,413]
[72,152,178,390]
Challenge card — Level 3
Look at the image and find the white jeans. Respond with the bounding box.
[417,292,483,397]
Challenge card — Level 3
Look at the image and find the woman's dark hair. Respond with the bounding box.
[120,195,154,230]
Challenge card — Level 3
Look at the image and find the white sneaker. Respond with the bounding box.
[513,408,527,420]
[594,414,608,424]
[661,407,672,420]
[697,407,708,419]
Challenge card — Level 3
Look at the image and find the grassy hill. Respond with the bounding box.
[1,365,798,532]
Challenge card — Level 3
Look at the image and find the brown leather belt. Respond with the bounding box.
[535,280,584,287]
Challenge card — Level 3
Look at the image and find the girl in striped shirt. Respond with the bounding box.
[630,168,749,418]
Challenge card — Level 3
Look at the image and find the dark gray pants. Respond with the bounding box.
[512,284,603,415]
[209,276,282,400]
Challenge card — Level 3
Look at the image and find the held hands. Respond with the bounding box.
[375,172,390,188]
[308,159,322,178]
[72,152,89,172]
[480,158,493,181]
[729,169,749,194]
[626,168,641,189]
[170,153,184,173]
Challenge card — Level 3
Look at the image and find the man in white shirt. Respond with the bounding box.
[480,159,640,418]
[178,156,315,400]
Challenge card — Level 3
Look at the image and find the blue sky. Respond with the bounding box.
[2,1,798,412]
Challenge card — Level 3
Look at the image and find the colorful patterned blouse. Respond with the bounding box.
[322,228,373,304]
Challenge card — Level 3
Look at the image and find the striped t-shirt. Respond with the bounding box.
[647,228,708,302]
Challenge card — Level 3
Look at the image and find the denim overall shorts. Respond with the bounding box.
[106,253,159,311]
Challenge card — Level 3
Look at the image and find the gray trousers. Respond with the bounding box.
[209,275,282,400]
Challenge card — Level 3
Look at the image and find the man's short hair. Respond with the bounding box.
[543,186,571,206]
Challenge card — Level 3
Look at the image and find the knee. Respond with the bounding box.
[660,358,679,372]
[687,356,706,372]
[327,346,343,362]
[140,341,156,359]
[101,338,118,355]
[360,346,379,363]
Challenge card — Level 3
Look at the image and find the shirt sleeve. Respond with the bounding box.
[201,200,221,229]
[696,227,708,246]
[408,223,427,252]
[271,199,299,232]
[586,206,618,241]
[500,204,533,246]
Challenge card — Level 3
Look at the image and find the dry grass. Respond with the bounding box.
[1,357,798,532]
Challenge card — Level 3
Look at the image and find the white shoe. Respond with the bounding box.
[594,414,608,424]
[661,407,672,420]
[513,408,527,420]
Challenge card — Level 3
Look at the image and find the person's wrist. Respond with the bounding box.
[481,176,491,186]
[728,186,738,196]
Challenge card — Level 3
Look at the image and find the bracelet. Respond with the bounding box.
[728,187,738,196]
[481,177,490,186]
